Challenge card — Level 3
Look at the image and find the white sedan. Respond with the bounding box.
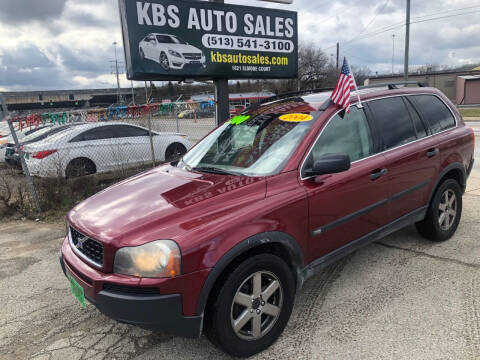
[23,122,192,178]
[139,33,206,70]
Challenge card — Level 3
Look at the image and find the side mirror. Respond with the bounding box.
[307,153,351,177]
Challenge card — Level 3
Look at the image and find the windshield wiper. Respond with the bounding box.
[193,166,241,176]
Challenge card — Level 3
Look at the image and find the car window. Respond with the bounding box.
[71,126,116,142]
[408,95,456,134]
[303,107,373,176]
[368,97,417,150]
[114,125,149,138]
[404,98,427,139]
[156,35,175,44]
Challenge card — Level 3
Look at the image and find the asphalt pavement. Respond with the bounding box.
[1,170,479,360]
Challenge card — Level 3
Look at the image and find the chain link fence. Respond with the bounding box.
[0,96,217,217]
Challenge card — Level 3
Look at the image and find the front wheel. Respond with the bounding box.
[160,52,170,70]
[416,178,462,242]
[205,254,295,357]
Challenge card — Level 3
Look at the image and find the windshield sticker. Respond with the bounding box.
[230,115,251,125]
[279,114,313,122]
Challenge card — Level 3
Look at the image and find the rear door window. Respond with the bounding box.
[404,98,427,139]
[409,95,456,133]
[71,126,116,142]
[114,125,149,138]
[368,97,417,150]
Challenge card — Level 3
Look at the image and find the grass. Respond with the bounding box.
[460,108,480,118]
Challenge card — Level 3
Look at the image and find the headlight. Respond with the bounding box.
[113,240,181,278]
[168,50,182,58]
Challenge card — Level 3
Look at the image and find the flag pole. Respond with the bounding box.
[345,58,363,108]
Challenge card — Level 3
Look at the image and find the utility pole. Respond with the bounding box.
[113,42,122,104]
[131,81,135,105]
[336,42,340,75]
[392,34,395,75]
[404,0,410,81]
[210,0,229,126]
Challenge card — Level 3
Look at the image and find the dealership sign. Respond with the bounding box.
[118,0,298,81]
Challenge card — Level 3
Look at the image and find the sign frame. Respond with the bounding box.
[118,0,298,81]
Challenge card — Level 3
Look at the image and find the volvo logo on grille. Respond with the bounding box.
[75,235,88,250]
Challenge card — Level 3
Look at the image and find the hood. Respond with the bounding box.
[67,164,266,248]
[163,43,203,54]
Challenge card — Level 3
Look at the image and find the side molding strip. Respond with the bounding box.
[312,180,430,236]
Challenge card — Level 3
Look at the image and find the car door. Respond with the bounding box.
[366,96,440,223]
[113,125,152,166]
[301,106,390,262]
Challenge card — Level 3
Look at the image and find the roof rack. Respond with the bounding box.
[359,81,427,90]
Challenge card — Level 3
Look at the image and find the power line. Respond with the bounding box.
[322,5,480,52]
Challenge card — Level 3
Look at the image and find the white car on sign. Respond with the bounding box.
[139,33,206,70]
[23,122,192,178]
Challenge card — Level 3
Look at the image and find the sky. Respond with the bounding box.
[0,0,479,91]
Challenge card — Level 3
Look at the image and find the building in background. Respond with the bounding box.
[366,68,480,105]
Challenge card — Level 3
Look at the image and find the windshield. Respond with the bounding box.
[178,113,317,176]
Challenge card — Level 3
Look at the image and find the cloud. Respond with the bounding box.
[0,0,479,90]
[0,0,67,24]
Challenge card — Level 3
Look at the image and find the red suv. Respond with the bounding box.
[60,83,475,357]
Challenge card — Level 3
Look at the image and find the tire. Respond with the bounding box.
[416,178,462,242]
[160,52,170,70]
[65,158,96,178]
[205,254,295,357]
[140,47,145,60]
[165,143,186,162]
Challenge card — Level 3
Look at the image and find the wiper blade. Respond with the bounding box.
[193,166,241,176]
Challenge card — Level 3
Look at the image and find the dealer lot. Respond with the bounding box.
[0,169,479,360]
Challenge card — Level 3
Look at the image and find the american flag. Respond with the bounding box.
[331,58,356,113]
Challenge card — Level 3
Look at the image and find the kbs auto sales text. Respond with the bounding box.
[136,2,295,39]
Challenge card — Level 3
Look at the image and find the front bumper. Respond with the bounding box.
[60,246,204,338]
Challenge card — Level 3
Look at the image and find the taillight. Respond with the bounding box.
[33,150,57,159]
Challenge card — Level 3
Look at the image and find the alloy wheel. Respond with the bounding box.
[438,189,457,231]
[230,271,283,341]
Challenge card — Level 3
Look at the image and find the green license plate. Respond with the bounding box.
[68,275,86,308]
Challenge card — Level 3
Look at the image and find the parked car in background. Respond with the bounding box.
[0,125,54,163]
[178,109,215,119]
[59,84,474,357]
[139,33,206,70]
[23,122,191,177]
[4,124,83,167]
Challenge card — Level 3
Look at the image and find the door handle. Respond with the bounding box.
[427,148,440,158]
[370,168,388,180]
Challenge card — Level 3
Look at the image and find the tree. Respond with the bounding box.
[297,42,329,90]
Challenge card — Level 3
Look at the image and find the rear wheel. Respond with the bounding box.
[205,254,295,357]
[165,143,186,162]
[416,178,462,242]
[65,158,96,178]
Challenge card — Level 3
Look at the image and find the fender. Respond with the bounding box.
[428,162,466,204]
[195,231,304,316]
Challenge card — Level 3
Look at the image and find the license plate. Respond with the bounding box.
[68,275,86,308]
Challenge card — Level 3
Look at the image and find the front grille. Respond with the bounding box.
[183,53,202,60]
[70,227,104,267]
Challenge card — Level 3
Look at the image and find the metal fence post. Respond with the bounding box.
[0,94,42,214]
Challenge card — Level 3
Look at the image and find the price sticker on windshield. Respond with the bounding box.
[279,114,313,122]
